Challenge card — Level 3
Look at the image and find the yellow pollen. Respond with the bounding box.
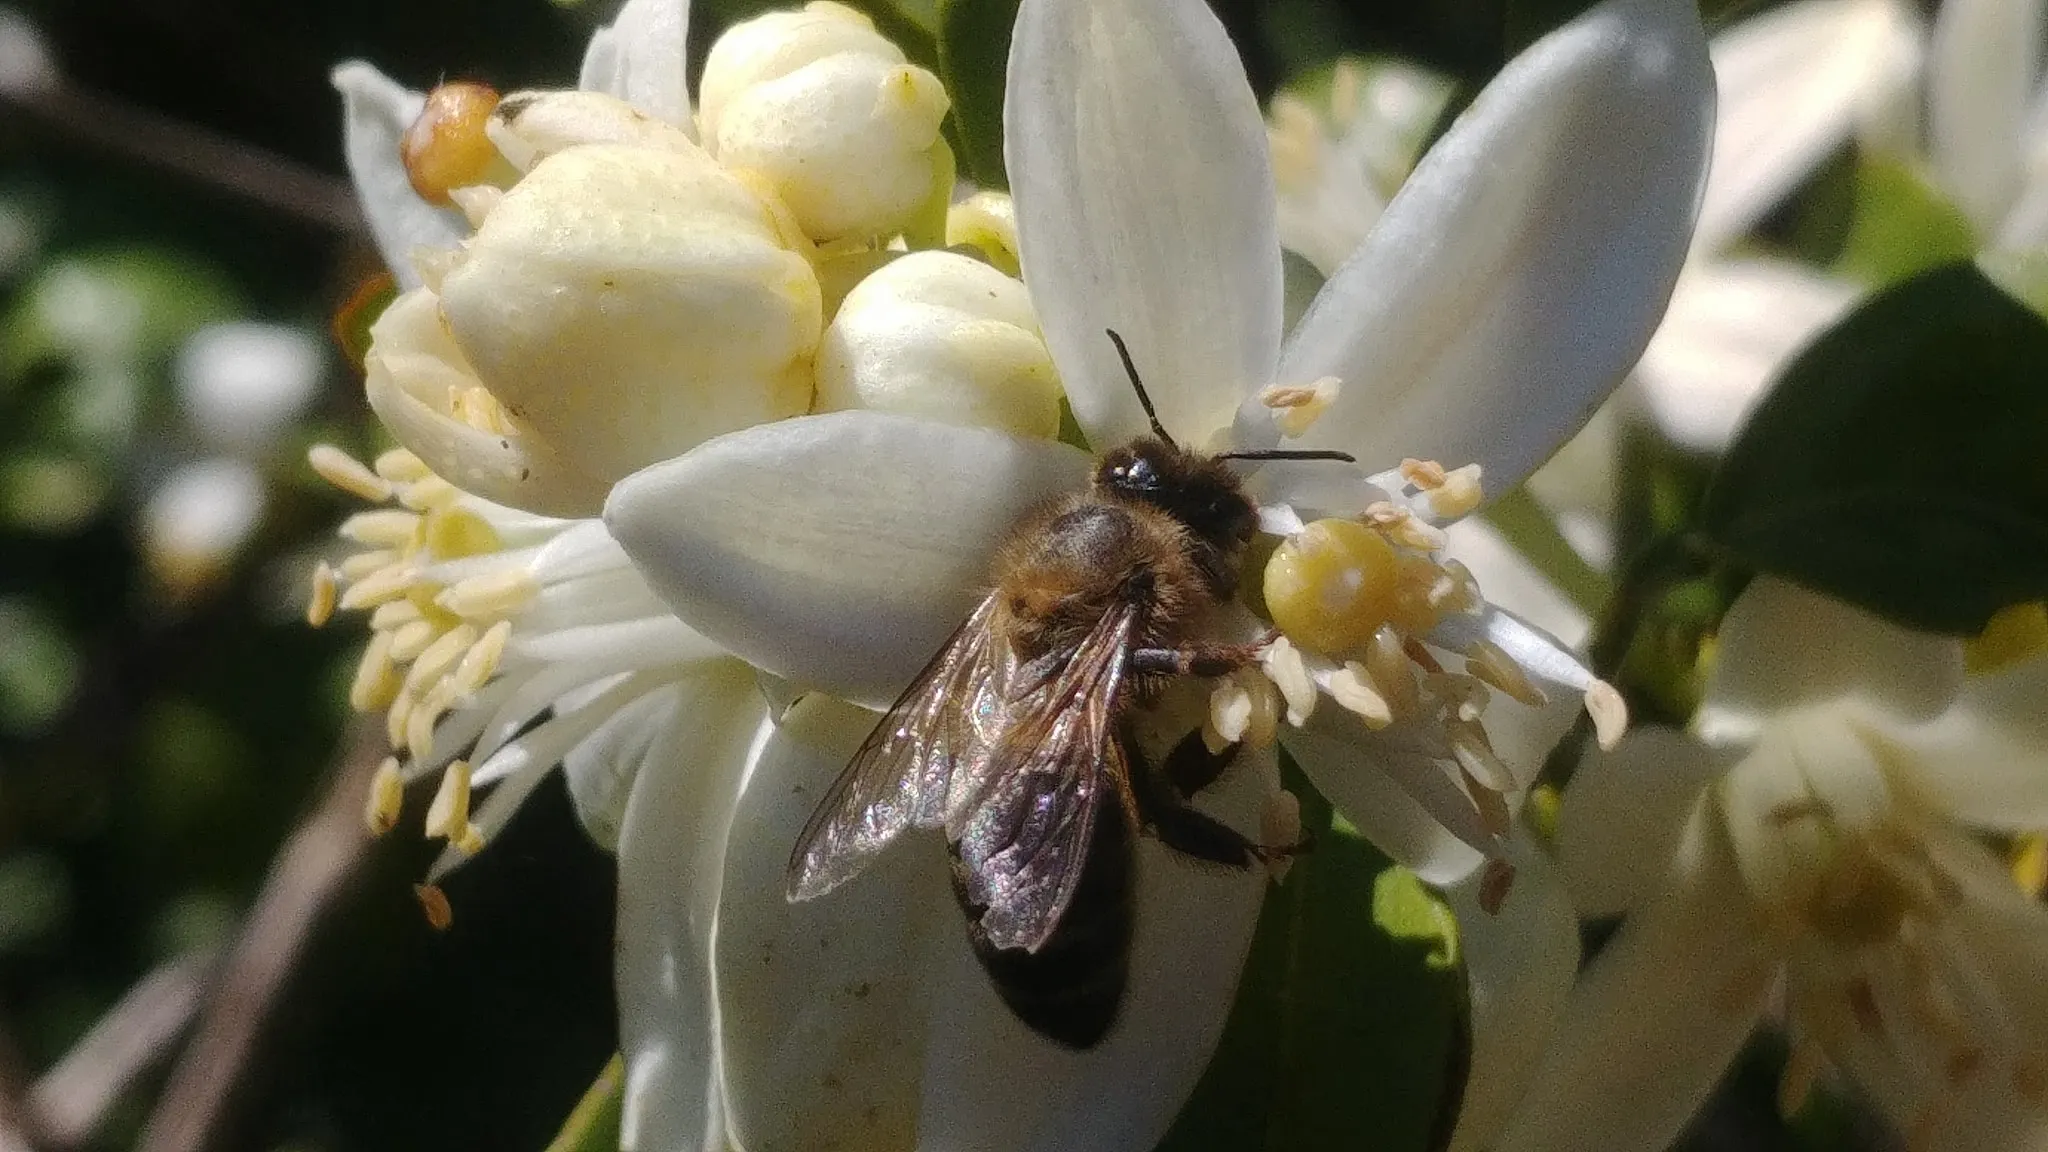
[385,618,438,664]
[350,631,402,712]
[1465,641,1546,708]
[451,620,513,697]
[1264,518,1400,655]
[1257,376,1341,438]
[306,562,338,627]
[424,505,502,559]
[414,883,453,930]
[1583,680,1629,750]
[404,624,479,698]
[1326,661,1393,728]
[365,756,405,835]
[439,569,538,620]
[424,758,474,841]
[339,509,424,549]
[338,563,417,610]
[398,475,461,512]
[308,444,392,503]
[1776,1037,1824,1118]
[374,448,432,484]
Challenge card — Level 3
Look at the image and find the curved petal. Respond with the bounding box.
[1446,838,1580,1152]
[564,672,737,852]
[1272,0,1713,493]
[1697,0,1922,251]
[714,693,939,1152]
[604,412,1089,708]
[1630,258,1860,453]
[1492,819,1778,1152]
[613,665,769,1152]
[331,62,470,289]
[1886,651,2048,830]
[914,751,1269,1152]
[578,0,693,126]
[1284,711,1490,885]
[1558,725,1728,915]
[1696,576,1965,745]
[1443,518,1591,650]
[1006,0,1282,449]
[1929,0,2044,233]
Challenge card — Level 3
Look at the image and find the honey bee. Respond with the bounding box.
[786,330,1350,1048]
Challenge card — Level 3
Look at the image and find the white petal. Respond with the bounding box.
[1929,0,2044,233]
[1696,576,1964,744]
[1630,258,1860,453]
[1492,823,1777,1152]
[1558,725,1727,915]
[564,679,712,852]
[614,665,768,1152]
[1272,0,1713,493]
[1442,518,1591,650]
[604,412,1089,708]
[1446,838,1580,1152]
[1284,711,1489,884]
[1697,0,1922,250]
[1887,651,2048,830]
[714,694,937,1152]
[578,0,693,125]
[915,753,1268,1152]
[1006,0,1282,449]
[331,61,469,289]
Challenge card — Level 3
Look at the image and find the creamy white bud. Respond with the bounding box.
[362,286,612,517]
[437,142,822,488]
[946,190,1020,277]
[486,88,698,173]
[815,249,1061,438]
[697,1,950,242]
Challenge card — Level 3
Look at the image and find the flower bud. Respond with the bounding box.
[815,250,1061,439]
[946,190,1020,277]
[362,287,611,516]
[437,142,822,488]
[697,1,950,243]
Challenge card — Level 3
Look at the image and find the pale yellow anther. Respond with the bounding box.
[1264,518,1400,655]
[308,444,393,502]
[386,687,415,749]
[1326,662,1393,728]
[1428,464,1484,520]
[374,448,432,484]
[1261,636,1317,727]
[423,505,502,560]
[338,549,401,582]
[414,883,453,930]
[407,683,450,761]
[369,598,424,631]
[1363,502,1447,551]
[1584,679,1629,750]
[338,562,417,610]
[350,631,402,713]
[424,758,474,841]
[452,620,513,697]
[398,475,461,512]
[1430,673,1490,724]
[306,562,338,627]
[365,756,405,836]
[1259,789,1302,884]
[1207,679,1253,749]
[404,624,478,697]
[1210,670,1278,751]
[1257,376,1340,439]
[1450,719,1516,793]
[439,568,538,619]
[1776,1037,1824,1119]
[1459,764,1512,837]
[1364,628,1418,717]
[339,509,425,549]
[1399,458,1448,490]
[386,618,438,665]
[1465,640,1547,708]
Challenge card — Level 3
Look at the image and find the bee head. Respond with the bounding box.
[1097,438,1258,550]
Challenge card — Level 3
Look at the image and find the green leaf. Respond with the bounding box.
[937,0,1019,189]
[1701,261,2048,633]
[1502,0,1599,56]
[837,0,940,69]
[1159,762,1463,1152]
[544,1055,625,1152]
[1832,154,1979,288]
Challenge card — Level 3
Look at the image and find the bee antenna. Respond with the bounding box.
[1215,449,1358,464]
[1104,328,1175,446]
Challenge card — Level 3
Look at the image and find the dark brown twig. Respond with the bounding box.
[133,724,383,1152]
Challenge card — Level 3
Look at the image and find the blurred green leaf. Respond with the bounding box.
[835,0,940,67]
[1502,0,1598,56]
[0,452,111,532]
[1160,764,1462,1152]
[1702,262,2048,633]
[0,853,72,953]
[937,0,1019,189]
[0,597,81,731]
[1832,155,1978,288]
[544,1055,625,1152]
[1,249,240,382]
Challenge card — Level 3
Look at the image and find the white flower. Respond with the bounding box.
[1924,0,2048,247]
[1488,577,2048,1152]
[600,0,1712,1144]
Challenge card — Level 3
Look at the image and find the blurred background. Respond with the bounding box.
[0,0,1933,1149]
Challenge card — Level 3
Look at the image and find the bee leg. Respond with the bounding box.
[1160,728,1238,796]
[1126,731,1260,869]
[1129,633,1275,678]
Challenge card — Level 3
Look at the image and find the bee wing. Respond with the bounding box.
[953,600,1138,953]
[785,592,1012,901]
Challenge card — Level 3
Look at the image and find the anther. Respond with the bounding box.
[386,619,438,664]
[350,632,402,713]
[338,549,401,581]
[306,562,338,627]
[338,562,417,610]
[450,620,512,698]
[424,759,474,842]
[308,444,392,503]
[414,883,453,930]
[1261,637,1317,726]
[1427,464,1484,519]
[1584,680,1629,750]
[398,475,460,512]
[404,624,478,697]
[365,756,405,835]
[339,509,424,549]
[1258,376,1341,438]
[439,569,538,619]
[374,448,431,484]
[1399,458,1448,490]
[1450,720,1516,793]
[1464,641,1547,708]
[1327,662,1393,728]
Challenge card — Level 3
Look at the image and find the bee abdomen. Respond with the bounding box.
[950,802,1133,1049]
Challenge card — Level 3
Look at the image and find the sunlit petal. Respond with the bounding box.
[1284,711,1490,884]
[1558,725,1729,915]
[1272,0,1712,491]
[605,412,1089,708]
[578,0,693,125]
[331,61,470,290]
[1007,0,1282,449]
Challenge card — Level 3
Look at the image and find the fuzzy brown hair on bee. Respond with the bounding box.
[785,329,1348,1048]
